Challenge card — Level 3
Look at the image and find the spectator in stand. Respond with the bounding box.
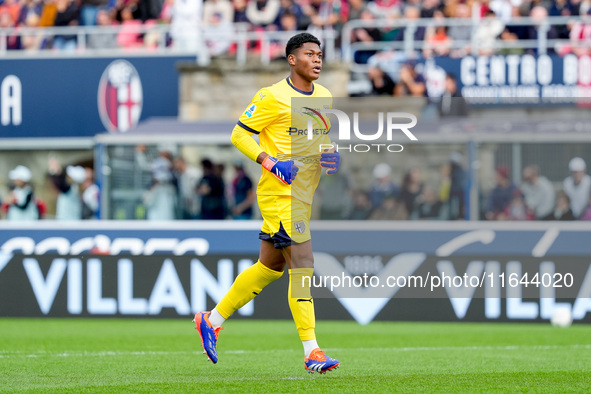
[0,10,20,50]
[439,73,469,117]
[48,158,85,220]
[521,165,555,220]
[203,0,234,25]
[52,0,80,50]
[173,156,202,219]
[564,12,591,56]
[394,60,426,97]
[232,0,250,23]
[550,0,575,38]
[204,11,235,55]
[349,189,372,220]
[197,158,226,219]
[400,168,423,215]
[143,150,177,220]
[81,167,100,220]
[411,185,445,220]
[347,0,367,21]
[4,166,40,221]
[579,194,591,220]
[0,0,21,25]
[367,50,404,95]
[17,0,43,26]
[305,0,342,38]
[366,0,401,20]
[277,0,307,29]
[369,163,399,209]
[474,10,505,56]
[117,6,144,49]
[159,0,174,22]
[269,10,298,58]
[524,6,558,54]
[87,8,119,49]
[497,26,525,55]
[393,6,426,42]
[550,0,574,16]
[247,0,280,28]
[563,157,591,218]
[21,13,45,50]
[369,195,408,220]
[350,9,382,63]
[499,189,535,220]
[278,8,297,31]
[170,0,204,51]
[485,166,517,220]
[448,152,466,220]
[421,0,443,18]
[448,3,472,58]
[80,0,110,25]
[489,0,519,23]
[39,0,58,27]
[318,170,352,220]
[546,191,576,220]
[423,10,453,58]
[230,160,255,220]
[138,0,165,21]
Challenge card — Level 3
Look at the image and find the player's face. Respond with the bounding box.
[291,43,323,82]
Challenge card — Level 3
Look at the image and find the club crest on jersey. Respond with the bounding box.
[294,221,306,234]
[98,60,143,133]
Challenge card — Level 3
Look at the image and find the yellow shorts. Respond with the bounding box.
[258,195,312,248]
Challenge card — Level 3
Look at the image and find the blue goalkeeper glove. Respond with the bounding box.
[262,156,299,185]
[320,151,341,175]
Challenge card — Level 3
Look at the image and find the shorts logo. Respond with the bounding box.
[294,221,306,234]
[98,60,143,133]
[245,104,257,118]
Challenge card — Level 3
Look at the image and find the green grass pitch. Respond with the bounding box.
[1,318,589,392]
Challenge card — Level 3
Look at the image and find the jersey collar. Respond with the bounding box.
[286,77,314,95]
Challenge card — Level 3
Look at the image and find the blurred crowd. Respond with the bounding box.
[136,145,256,221]
[482,157,591,221]
[318,152,467,220]
[323,155,591,222]
[1,158,99,221]
[2,151,590,221]
[1,0,590,55]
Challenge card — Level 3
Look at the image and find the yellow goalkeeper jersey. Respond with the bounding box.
[236,77,332,204]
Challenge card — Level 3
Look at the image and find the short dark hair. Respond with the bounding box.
[285,33,321,57]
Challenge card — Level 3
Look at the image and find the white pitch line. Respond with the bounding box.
[0,344,589,359]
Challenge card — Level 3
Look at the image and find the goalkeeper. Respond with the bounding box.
[193,32,341,374]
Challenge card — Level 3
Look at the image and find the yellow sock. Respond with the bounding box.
[216,261,283,319]
[288,268,316,341]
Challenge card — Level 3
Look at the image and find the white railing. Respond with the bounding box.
[0,23,338,65]
[1,16,589,66]
[341,15,591,71]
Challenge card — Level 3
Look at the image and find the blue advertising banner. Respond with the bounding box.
[0,223,589,323]
[0,222,588,256]
[423,54,591,104]
[0,56,193,138]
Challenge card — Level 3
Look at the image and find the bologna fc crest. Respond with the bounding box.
[98,60,143,133]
